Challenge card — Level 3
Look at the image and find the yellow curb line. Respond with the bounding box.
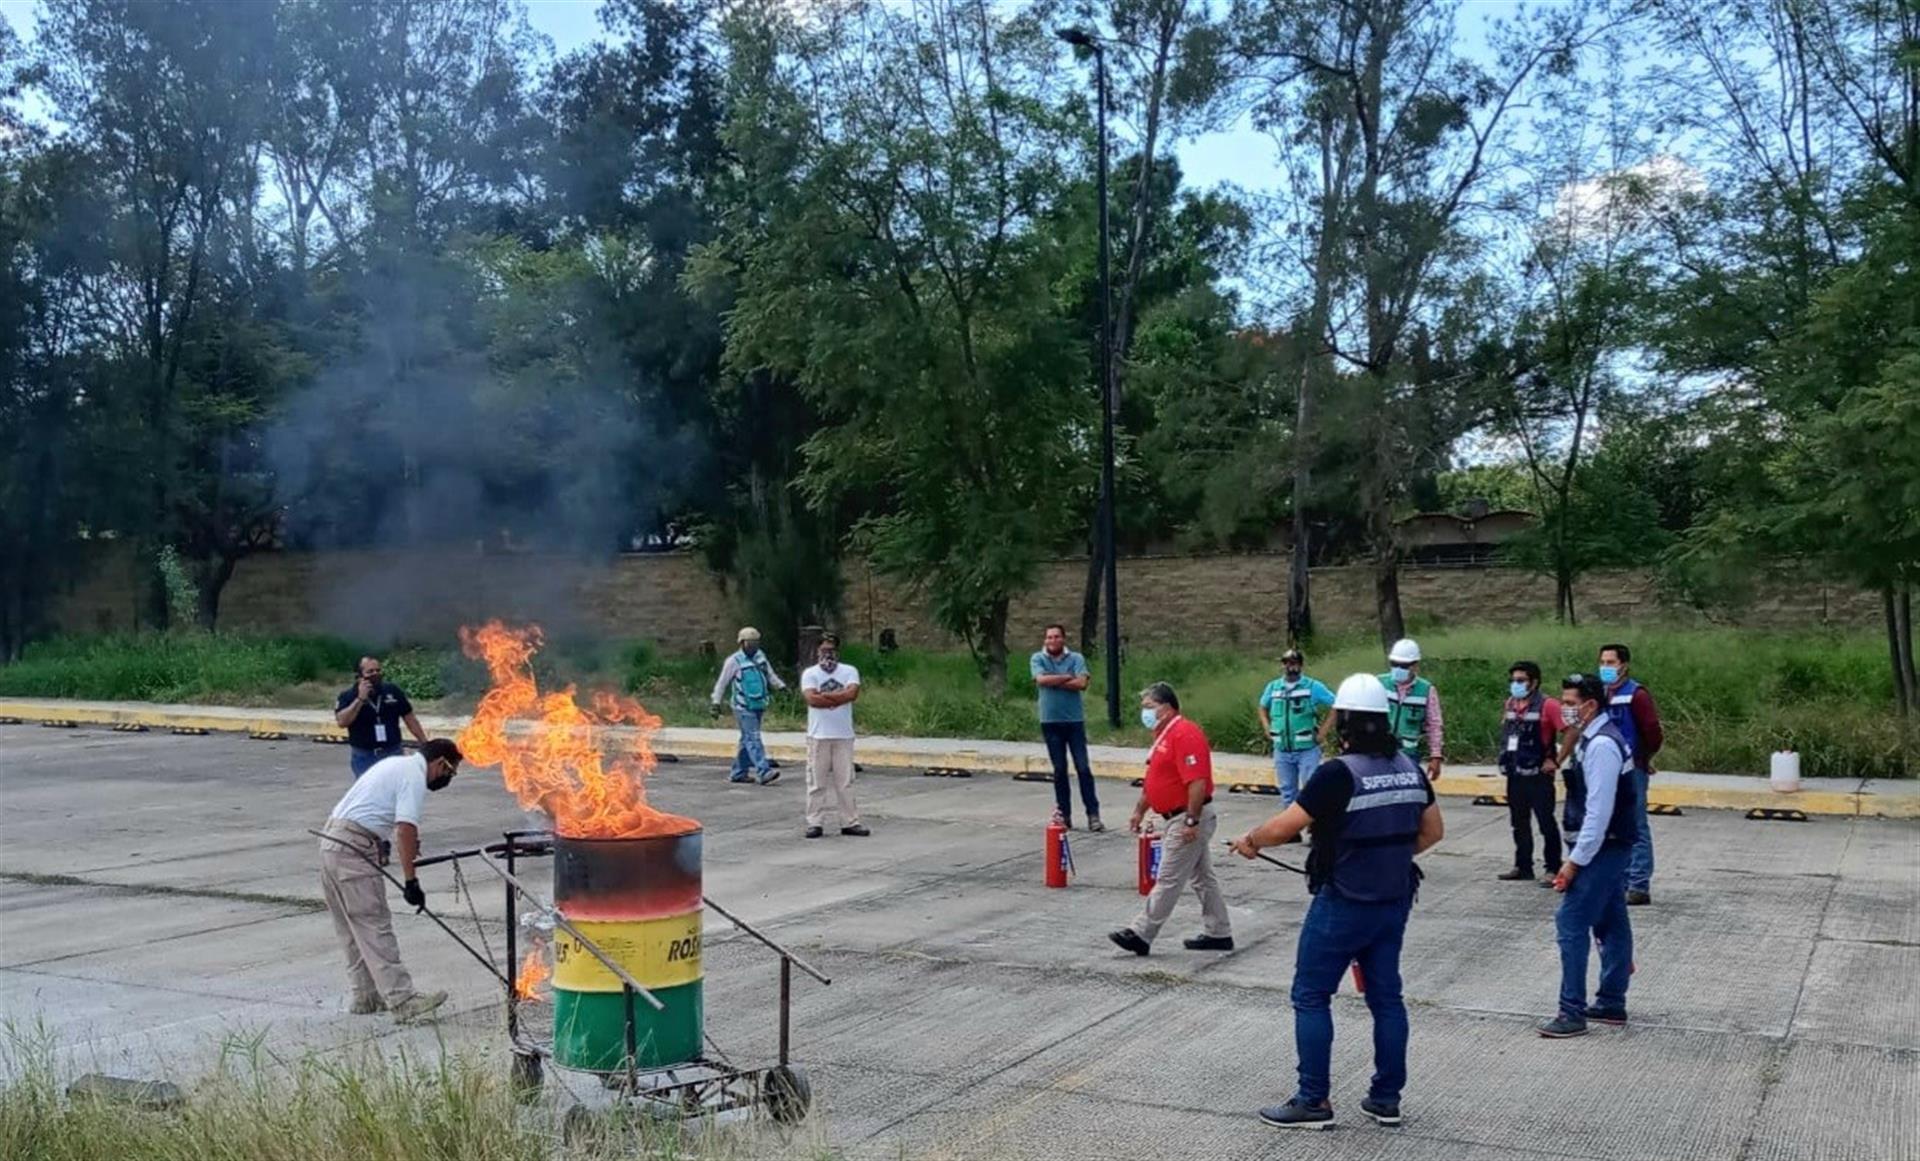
[4,700,1911,819]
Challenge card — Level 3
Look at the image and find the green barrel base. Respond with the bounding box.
[552,981,703,1072]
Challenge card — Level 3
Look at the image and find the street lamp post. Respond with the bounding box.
[1056,26,1122,729]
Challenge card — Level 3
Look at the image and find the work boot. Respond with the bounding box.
[804,826,824,839]
[1625,890,1651,906]
[1258,1099,1334,1129]
[757,768,781,786]
[391,991,448,1025]
[1537,1014,1589,1039]
[1538,877,1557,888]
[1107,929,1150,956]
[1361,1097,1401,1126]
[729,771,753,784]
[1583,1005,1628,1026]
[1087,816,1106,833]
[1182,934,1234,952]
[1498,868,1534,881]
[348,994,386,1015]
[841,824,871,837]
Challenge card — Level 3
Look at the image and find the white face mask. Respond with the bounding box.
[1140,707,1160,730]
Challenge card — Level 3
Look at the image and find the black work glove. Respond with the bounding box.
[709,701,723,720]
[402,878,426,911]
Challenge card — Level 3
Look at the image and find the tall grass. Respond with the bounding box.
[1,624,1907,776]
[0,1028,832,1161]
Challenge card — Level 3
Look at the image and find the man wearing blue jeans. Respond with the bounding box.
[710,627,787,785]
[1539,673,1636,1038]
[1257,649,1335,810]
[335,657,427,779]
[1032,625,1100,830]
[1232,674,1445,1130]
[1597,644,1663,905]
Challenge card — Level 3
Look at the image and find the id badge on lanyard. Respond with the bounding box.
[370,691,387,744]
[1506,733,1519,753]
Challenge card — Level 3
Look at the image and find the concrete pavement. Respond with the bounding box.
[1,722,1916,1160]
[3,696,1913,818]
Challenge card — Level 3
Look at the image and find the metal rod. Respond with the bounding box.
[624,984,639,1093]
[702,895,832,985]
[309,829,511,986]
[1223,839,1307,875]
[504,832,519,1041]
[779,957,792,1067]
[470,851,665,1012]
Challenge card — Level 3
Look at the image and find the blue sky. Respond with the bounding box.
[2,0,1524,194]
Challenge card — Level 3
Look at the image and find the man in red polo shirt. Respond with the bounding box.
[1110,682,1233,956]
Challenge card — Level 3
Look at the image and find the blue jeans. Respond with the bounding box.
[349,746,401,778]
[1627,767,1654,892]
[731,709,770,779]
[1041,720,1100,820]
[1272,745,1321,808]
[1556,844,1633,1019]
[1291,892,1413,1105]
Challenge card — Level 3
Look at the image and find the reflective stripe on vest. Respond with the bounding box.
[1500,694,1548,774]
[1562,723,1637,848]
[1322,753,1426,903]
[1269,682,1321,750]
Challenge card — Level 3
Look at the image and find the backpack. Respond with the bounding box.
[736,657,771,711]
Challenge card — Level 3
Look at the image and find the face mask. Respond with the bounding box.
[741,643,759,657]
[1598,665,1619,684]
[1284,667,1302,681]
[819,655,838,671]
[1510,680,1529,699]
[1140,707,1160,730]
[1390,666,1411,685]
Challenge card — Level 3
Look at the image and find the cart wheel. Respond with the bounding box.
[764,1066,811,1124]
[509,1050,542,1100]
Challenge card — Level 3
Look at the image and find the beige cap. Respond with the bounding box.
[738,627,761,643]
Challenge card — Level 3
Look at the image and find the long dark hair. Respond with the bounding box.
[1336,710,1399,757]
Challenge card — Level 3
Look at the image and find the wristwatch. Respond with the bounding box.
[1183,815,1200,829]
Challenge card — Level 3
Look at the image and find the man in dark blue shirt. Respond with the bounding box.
[335,656,427,778]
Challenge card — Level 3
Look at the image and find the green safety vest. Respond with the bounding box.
[1265,679,1323,751]
[1378,673,1432,758]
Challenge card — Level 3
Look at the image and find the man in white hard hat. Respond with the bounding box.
[710,627,787,785]
[1378,638,1444,780]
[1231,674,1445,1130]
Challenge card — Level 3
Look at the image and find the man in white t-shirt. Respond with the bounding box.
[800,635,868,839]
[316,738,463,1022]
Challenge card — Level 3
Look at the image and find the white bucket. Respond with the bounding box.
[1770,750,1802,794]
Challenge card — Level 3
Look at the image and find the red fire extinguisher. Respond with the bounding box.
[1045,808,1073,888]
[1137,826,1162,896]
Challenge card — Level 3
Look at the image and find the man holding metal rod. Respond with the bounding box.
[1230,675,1445,1131]
[316,738,464,1023]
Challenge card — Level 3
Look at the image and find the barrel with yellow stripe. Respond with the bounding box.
[551,829,704,1072]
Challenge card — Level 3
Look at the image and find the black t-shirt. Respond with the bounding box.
[1296,754,1436,883]
[335,682,413,750]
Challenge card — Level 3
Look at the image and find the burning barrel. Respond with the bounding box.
[551,829,704,1071]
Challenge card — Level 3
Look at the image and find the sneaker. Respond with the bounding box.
[841,824,871,837]
[1625,890,1651,906]
[1182,934,1234,951]
[1537,1014,1589,1038]
[1360,1097,1401,1126]
[1584,1005,1628,1026]
[1497,868,1534,881]
[757,769,781,786]
[348,994,386,1015]
[1258,1099,1333,1129]
[391,991,448,1024]
[729,772,753,784]
[1087,816,1106,833]
[804,826,824,839]
[1108,929,1150,956]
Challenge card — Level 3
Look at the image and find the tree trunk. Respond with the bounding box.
[979,595,1011,695]
[1885,587,1912,717]
[1374,538,1404,651]
[194,555,239,632]
[1079,530,1102,652]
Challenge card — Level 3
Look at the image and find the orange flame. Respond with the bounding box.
[513,947,551,1001]
[456,621,696,839]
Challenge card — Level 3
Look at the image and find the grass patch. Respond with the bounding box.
[2,623,1910,776]
[0,1028,838,1161]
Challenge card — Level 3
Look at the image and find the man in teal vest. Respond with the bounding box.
[1258,648,1336,811]
[1378,638,1445,781]
[710,627,787,785]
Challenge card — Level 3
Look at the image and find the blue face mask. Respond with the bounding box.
[1510,680,1530,699]
[1598,665,1619,684]
[1140,707,1160,730]
[1390,666,1411,685]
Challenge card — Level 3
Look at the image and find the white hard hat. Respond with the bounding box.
[738,626,762,643]
[1388,637,1421,664]
[1334,673,1391,713]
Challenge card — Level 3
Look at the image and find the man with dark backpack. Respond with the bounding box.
[710,627,787,785]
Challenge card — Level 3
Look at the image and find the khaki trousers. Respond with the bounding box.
[1130,803,1231,944]
[805,737,861,828]
[318,818,418,1006]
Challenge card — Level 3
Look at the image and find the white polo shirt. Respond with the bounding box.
[328,752,430,840]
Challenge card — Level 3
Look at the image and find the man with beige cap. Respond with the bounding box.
[711,626,787,785]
